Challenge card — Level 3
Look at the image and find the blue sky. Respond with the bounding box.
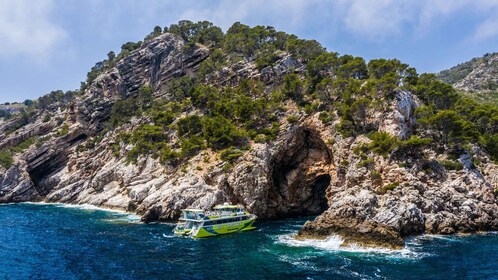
[1,0,498,103]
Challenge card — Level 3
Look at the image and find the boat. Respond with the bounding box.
[173,203,257,238]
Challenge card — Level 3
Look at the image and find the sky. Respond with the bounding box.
[1,0,498,103]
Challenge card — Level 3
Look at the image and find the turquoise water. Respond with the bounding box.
[0,203,497,279]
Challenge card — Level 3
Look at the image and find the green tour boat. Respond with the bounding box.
[173,203,257,238]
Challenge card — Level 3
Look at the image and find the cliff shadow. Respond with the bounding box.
[266,127,332,219]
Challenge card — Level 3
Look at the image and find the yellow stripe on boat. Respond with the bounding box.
[173,203,257,238]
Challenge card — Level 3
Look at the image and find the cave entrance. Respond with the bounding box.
[304,174,331,215]
[267,127,332,219]
[27,152,67,196]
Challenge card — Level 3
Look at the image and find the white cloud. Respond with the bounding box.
[173,0,320,31]
[0,0,66,59]
[151,0,498,42]
[326,0,498,42]
[339,0,416,39]
[473,17,498,41]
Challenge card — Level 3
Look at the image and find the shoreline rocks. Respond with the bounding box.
[1,32,497,250]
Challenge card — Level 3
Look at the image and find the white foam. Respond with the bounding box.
[278,255,322,272]
[278,254,379,279]
[412,234,467,243]
[20,201,63,206]
[18,202,142,223]
[276,234,424,259]
[0,202,19,206]
[278,234,344,250]
[104,214,142,223]
[56,203,129,214]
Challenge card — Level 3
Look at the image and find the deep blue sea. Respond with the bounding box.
[0,203,497,280]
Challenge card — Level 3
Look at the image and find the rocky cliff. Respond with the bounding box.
[438,52,498,103]
[1,22,498,249]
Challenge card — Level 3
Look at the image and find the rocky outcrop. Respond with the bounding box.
[454,54,498,93]
[225,126,332,219]
[0,162,39,202]
[1,32,497,250]
[297,102,498,248]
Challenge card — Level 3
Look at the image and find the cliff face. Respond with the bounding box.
[454,54,498,93]
[1,30,498,249]
[438,52,498,94]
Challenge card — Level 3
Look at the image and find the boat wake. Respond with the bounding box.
[104,214,141,223]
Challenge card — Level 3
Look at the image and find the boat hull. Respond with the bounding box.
[192,217,256,238]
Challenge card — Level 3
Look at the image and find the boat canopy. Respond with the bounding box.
[213,205,239,209]
[213,203,244,212]
[182,209,204,212]
[180,209,205,220]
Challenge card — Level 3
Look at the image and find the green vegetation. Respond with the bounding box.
[0,109,11,119]
[9,137,36,154]
[380,182,400,194]
[23,99,34,107]
[57,124,69,137]
[461,90,498,106]
[0,137,37,169]
[438,53,497,85]
[36,90,79,110]
[439,160,464,171]
[3,20,497,172]
[370,170,382,184]
[367,132,400,157]
[358,158,374,168]
[4,109,32,135]
[219,147,244,163]
[286,115,299,124]
[0,150,13,169]
[115,76,283,164]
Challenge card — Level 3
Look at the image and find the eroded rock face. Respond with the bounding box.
[1,32,497,250]
[379,91,419,139]
[297,100,498,249]
[0,162,39,202]
[454,54,498,93]
[225,126,332,219]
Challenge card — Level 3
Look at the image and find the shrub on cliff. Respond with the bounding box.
[180,136,206,158]
[30,20,498,171]
[124,124,168,162]
[0,150,13,169]
[368,132,400,157]
[281,74,304,103]
[439,160,464,171]
[0,137,37,169]
[0,109,11,119]
[202,116,245,150]
[167,20,224,47]
[379,182,400,194]
[482,134,498,162]
[285,37,325,62]
[219,146,244,163]
[109,98,139,127]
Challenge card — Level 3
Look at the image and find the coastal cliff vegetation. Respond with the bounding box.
[1,20,498,249]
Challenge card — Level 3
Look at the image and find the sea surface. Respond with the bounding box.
[0,203,497,280]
